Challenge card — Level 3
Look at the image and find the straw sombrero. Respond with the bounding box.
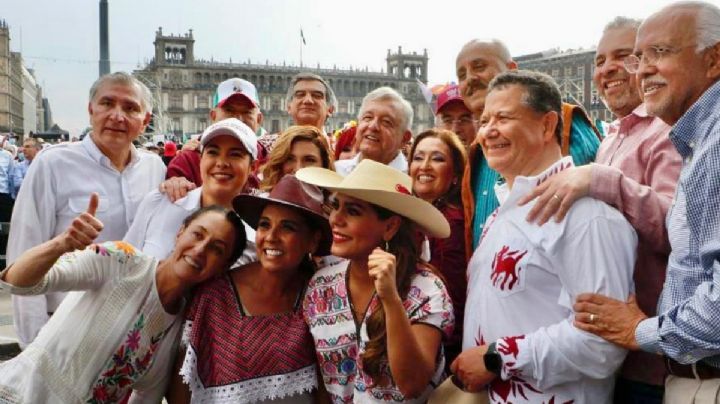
[296,159,450,238]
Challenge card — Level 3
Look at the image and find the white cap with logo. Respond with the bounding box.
[200,118,258,160]
[213,78,260,109]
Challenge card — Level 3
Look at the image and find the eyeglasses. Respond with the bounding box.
[623,45,691,73]
[440,116,477,126]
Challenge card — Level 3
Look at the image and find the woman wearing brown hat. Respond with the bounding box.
[297,159,454,403]
[168,174,333,403]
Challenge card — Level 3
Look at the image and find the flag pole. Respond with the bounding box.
[300,27,303,67]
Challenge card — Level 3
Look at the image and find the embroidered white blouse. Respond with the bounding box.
[0,242,182,404]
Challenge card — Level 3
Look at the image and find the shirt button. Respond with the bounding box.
[482,191,488,196]
[685,156,692,164]
[689,141,695,148]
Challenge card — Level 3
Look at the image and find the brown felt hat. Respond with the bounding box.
[233,174,332,255]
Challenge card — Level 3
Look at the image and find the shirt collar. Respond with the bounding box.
[608,103,649,136]
[82,134,140,169]
[354,151,408,172]
[175,187,203,210]
[672,80,720,155]
[495,156,575,209]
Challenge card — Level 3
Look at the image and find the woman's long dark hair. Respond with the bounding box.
[360,204,427,382]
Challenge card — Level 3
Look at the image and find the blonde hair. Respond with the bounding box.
[260,125,335,190]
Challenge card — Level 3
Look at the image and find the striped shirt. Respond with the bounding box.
[635,80,720,367]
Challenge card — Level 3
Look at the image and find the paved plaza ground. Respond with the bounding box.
[0,291,20,360]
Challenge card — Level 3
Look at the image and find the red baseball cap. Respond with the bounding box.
[434,84,466,114]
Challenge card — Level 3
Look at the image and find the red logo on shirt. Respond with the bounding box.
[490,335,543,402]
[498,335,524,359]
[490,246,528,291]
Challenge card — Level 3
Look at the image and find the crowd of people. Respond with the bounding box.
[0,1,719,403]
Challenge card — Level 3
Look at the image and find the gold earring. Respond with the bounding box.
[385,240,390,251]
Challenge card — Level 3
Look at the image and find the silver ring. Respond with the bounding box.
[552,194,561,201]
[590,313,597,323]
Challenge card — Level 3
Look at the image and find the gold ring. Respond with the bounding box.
[590,313,597,323]
[552,194,561,201]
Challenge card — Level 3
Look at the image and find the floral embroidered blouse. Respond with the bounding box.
[0,241,183,404]
[303,260,454,403]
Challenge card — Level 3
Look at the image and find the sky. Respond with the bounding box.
[3,0,702,135]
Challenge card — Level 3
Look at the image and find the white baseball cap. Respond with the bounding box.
[213,78,260,109]
[200,118,258,160]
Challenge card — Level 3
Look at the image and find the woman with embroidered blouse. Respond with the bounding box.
[0,198,247,403]
[296,160,455,403]
[168,174,333,403]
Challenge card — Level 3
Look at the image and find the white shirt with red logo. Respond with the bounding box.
[463,157,637,404]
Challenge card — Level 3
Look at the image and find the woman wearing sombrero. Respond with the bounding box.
[297,159,454,403]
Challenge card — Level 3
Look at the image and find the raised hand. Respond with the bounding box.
[367,247,400,303]
[59,193,105,252]
[159,176,196,202]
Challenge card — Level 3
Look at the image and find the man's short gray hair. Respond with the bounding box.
[358,86,414,132]
[694,1,720,51]
[655,1,720,52]
[285,72,338,111]
[23,137,42,150]
[603,16,642,34]
[89,72,154,113]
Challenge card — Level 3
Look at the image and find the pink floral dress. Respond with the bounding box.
[303,260,454,403]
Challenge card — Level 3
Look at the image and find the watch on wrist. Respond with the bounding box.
[484,342,503,375]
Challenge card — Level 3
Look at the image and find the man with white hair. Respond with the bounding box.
[335,86,413,175]
[571,2,720,401]
[7,72,166,348]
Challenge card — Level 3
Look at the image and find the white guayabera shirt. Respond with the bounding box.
[7,135,166,347]
[463,157,637,404]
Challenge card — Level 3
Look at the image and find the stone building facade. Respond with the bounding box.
[0,20,51,137]
[516,48,613,123]
[133,28,434,137]
[0,20,24,135]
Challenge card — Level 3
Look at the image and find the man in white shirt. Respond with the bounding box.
[335,87,413,175]
[8,71,166,348]
[451,70,636,403]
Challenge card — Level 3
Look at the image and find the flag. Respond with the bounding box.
[416,79,433,104]
[300,29,306,45]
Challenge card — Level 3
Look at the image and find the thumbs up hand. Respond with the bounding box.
[59,193,105,253]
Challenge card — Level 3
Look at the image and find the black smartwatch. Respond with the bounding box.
[484,342,503,375]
